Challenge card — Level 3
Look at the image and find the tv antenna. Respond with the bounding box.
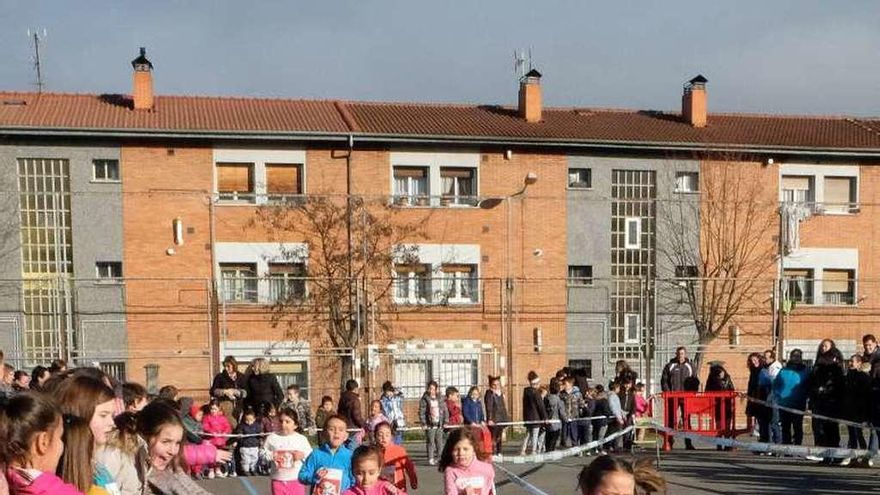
[513,48,533,80]
[27,28,47,93]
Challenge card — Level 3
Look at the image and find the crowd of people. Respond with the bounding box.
[6,333,876,495]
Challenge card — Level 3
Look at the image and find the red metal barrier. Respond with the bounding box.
[661,391,749,450]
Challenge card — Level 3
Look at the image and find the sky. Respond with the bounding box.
[1,0,879,116]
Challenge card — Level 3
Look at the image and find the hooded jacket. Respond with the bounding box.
[417,392,449,427]
[809,347,845,415]
[772,362,810,409]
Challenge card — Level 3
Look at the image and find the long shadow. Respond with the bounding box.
[495,464,545,489]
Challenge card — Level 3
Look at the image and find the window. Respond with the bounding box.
[567,359,592,379]
[624,313,640,344]
[217,163,255,202]
[784,268,813,304]
[624,217,641,249]
[822,269,855,305]
[92,159,120,182]
[674,265,698,288]
[440,264,478,303]
[568,265,593,286]
[780,175,814,204]
[393,167,429,206]
[674,172,699,193]
[393,264,432,304]
[568,168,592,189]
[823,177,857,214]
[271,361,310,399]
[394,358,432,398]
[440,168,477,206]
[394,355,478,399]
[95,261,122,280]
[268,263,306,302]
[220,263,258,303]
[265,164,303,203]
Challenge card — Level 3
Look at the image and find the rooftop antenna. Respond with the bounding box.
[513,48,534,80]
[27,28,47,93]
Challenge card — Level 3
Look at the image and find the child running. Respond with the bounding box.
[439,427,495,495]
[299,414,355,494]
[343,445,399,495]
[365,400,389,444]
[264,407,313,495]
[1,392,83,495]
[373,422,417,494]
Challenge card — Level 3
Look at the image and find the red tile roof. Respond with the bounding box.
[2,91,880,151]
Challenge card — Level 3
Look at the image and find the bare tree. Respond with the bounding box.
[253,194,429,384]
[658,156,778,372]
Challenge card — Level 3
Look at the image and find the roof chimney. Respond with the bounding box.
[682,74,707,128]
[131,47,154,111]
[518,69,542,123]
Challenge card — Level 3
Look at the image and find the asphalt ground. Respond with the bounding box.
[196,443,880,494]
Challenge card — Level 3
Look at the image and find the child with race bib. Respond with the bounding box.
[299,414,354,495]
[342,445,398,495]
[439,427,495,495]
[373,422,417,494]
[263,407,313,495]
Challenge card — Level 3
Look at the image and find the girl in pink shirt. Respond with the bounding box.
[439,428,495,495]
[342,445,398,495]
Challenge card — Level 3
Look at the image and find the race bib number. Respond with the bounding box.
[381,465,396,482]
[273,450,296,469]
[317,468,343,495]
[456,476,485,494]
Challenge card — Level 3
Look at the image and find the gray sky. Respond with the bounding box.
[2,0,879,116]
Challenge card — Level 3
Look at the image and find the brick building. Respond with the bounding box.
[2,50,880,410]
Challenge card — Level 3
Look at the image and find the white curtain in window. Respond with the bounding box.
[412,177,427,196]
[394,177,408,196]
[458,177,473,197]
[442,176,455,196]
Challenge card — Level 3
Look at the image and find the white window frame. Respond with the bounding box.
[440,265,479,304]
[624,217,641,249]
[268,262,308,302]
[393,265,432,305]
[440,168,478,206]
[213,148,307,206]
[568,168,592,189]
[674,171,699,193]
[390,152,480,208]
[392,166,430,206]
[624,313,640,344]
[92,159,120,183]
[219,263,259,304]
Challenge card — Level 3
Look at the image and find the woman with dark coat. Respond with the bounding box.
[843,354,871,450]
[809,339,845,452]
[746,352,771,443]
[705,364,736,443]
[244,357,284,410]
[210,355,248,426]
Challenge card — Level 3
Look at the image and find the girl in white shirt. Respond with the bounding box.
[264,407,313,495]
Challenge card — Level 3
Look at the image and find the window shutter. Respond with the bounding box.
[393,167,427,178]
[440,168,473,179]
[781,176,811,191]
[783,269,811,279]
[441,264,474,273]
[822,270,852,293]
[217,163,252,192]
[824,177,852,205]
[266,164,301,194]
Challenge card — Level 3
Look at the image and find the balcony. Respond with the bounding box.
[822,292,856,306]
[391,194,480,209]
[221,276,258,303]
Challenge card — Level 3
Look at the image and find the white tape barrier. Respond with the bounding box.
[193,416,616,439]
[494,464,550,495]
[736,393,880,432]
[651,422,875,460]
[492,425,635,464]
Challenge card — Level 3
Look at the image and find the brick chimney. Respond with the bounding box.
[682,74,707,127]
[131,47,154,111]
[518,69,542,123]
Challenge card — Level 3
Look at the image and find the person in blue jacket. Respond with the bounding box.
[298,414,355,493]
[772,348,810,445]
[462,385,486,425]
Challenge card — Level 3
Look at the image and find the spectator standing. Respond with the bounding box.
[280,384,314,431]
[809,339,845,457]
[544,378,566,452]
[244,358,283,412]
[11,370,30,394]
[462,386,485,426]
[314,395,335,445]
[560,377,583,447]
[418,380,448,465]
[705,364,735,448]
[338,379,367,447]
[862,334,880,456]
[379,381,406,444]
[520,371,547,455]
[484,375,509,455]
[211,355,248,428]
[29,365,50,391]
[772,349,810,445]
[763,350,783,444]
[660,346,695,449]
[843,354,871,454]
[445,387,463,427]
[746,352,771,444]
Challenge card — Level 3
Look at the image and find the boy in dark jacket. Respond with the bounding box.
[844,354,871,451]
[418,380,448,465]
[520,370,547,455]
[234,407,264,475]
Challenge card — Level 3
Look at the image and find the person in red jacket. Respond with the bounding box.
[445,387,463,427]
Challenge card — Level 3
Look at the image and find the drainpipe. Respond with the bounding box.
[208,191,219,376]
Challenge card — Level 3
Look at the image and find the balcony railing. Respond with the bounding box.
[221,276,258,303]
[391,194,481,208]
[268,277,307,302]
[779,200,859,214]
[822,292,856,306]
[393,277,480,305]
